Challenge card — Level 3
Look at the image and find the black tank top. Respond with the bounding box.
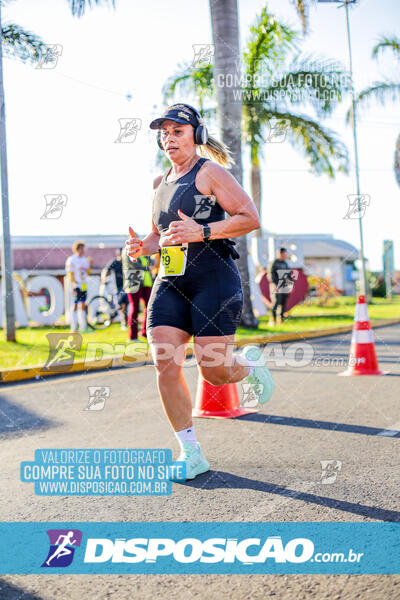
[152,157,239,263]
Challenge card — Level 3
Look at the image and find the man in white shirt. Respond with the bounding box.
[65,241,93,332]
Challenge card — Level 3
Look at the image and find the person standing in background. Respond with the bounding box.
[65,241,92,332]
[121,246,144,340]
[269,247,294,326]
[126,255,154,339]
[101,248,128,330]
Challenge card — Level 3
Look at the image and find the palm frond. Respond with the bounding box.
[160,4,348,182]
[258,56,349,116]
[260,109,349,177]
[347,80,400,122]
[162,68,192,100]
[1,23,45,63]
[244,6,297,84]
[65,0,115,17]
[358,80,400,104]
[372,35,400,60]
[162,63,214,104]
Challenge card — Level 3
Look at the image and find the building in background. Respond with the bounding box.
[0,233,370,326]
[252,232,359,296]
[6,235,125,282]
[2,233,361,295]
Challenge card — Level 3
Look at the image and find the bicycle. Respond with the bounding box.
[87,292,120,330]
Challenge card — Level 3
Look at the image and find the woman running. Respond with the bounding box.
[126,103,273,480]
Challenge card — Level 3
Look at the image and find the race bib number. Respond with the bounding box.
[159,244,188,277]
[80,283,87,291]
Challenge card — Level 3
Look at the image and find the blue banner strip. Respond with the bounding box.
[0,522,399,574]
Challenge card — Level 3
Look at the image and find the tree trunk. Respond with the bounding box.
[250,157,262,239]
[209,0,258,328]
[394,132,400,189]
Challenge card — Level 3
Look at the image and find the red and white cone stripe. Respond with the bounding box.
[351,329,374,344]
[354,302,369,322]
[339,294,385,376]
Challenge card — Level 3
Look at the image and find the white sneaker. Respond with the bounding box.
[169,442,210,481]
[241,345,274,405]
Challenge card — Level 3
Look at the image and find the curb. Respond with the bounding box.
[1,318,399,384]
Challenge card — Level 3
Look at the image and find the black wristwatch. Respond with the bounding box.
[202,224,211,242]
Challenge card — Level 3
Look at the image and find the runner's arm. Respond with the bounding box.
[166,162,260,243]
[198,161,260,240]
[140,221,161,256]
[127,176,162,258]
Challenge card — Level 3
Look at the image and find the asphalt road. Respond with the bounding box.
[0,324,399,599]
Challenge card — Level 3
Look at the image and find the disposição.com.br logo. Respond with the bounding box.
[41,529,82,567]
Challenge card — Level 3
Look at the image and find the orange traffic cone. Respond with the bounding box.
[192,378,258,419]
[339,294,386,376]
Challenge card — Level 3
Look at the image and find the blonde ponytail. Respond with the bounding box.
[198,134,235,169]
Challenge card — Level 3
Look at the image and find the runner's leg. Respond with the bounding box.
[194,334,251,385]
[148,325,192,431]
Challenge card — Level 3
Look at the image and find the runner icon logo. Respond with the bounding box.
[266,118,290,143]
[193,195,216,219]
[344,194,370,220]
[42,529,82,568]
[320,460,342,485]
[85,386,110,411]
[276,269,298,294]
[115,118,142,144]
[241,382,264,408]
[192,44,215,67]
[41,194,68,219]
[35,44,63,69]
[43,333,82,372]
[124,269,143,292]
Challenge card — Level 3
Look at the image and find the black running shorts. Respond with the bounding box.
[146,254,243,337]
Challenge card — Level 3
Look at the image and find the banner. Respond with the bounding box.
[0,522,398,574]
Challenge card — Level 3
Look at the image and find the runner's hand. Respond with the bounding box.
[164,209,203,244]
[126,227,143,262]
[159,233,179,247]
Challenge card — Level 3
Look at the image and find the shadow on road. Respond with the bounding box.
[236,413,400,437]
[0,579,45,600]
[183,471,400,522]
[0,395,56,438]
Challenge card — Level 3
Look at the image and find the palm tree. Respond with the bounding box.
[1,0,116,61]
[290,0,309,35]
[208,0,258,327]
[164,7,349,238]
[353,35,400,188]
[0,0,115,341]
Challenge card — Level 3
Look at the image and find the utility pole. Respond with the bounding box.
[0,1,16,341]
[383,240,393,300]
[318,0,369,300]
[344,0,368,299]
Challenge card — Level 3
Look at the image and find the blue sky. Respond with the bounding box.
[2,0,400,270]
